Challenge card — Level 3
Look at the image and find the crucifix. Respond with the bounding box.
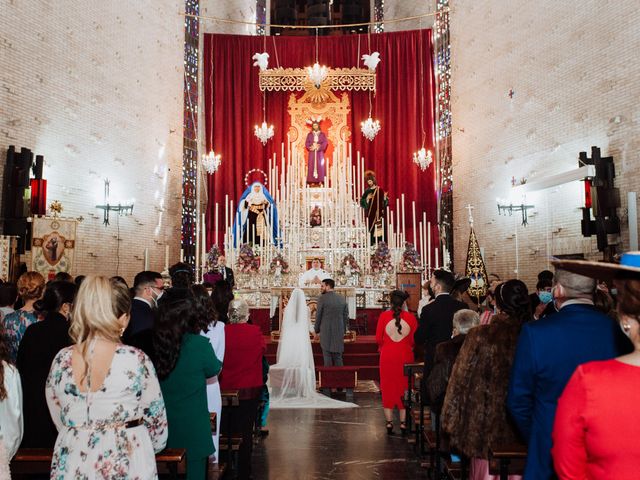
[465,204,475,227]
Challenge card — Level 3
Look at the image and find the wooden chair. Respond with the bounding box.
[317,366,358,401]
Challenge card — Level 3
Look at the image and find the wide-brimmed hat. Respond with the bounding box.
[551,252,640,281]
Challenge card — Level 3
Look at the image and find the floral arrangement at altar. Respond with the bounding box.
[399,242,422,272]
[237,244,260,273]
[269,254,290,274]
[370,241,394,274]
[206,244,221,267]
[338,254,362,275]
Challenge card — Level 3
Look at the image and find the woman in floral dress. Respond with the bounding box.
[46,276,168,479]
[2,271,45,363]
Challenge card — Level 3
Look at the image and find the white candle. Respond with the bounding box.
[412,201,417,249]
[435,247,439,269]
[144,247,149,270]
[401,194,406,248]
[214,203,219,247]
[427,219,431,273]
[180,249,184,263]
[164,245,169,271]
[201,212,207,267]
[419,221,425,269]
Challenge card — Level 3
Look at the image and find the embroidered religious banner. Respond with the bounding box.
[31,217,77,280]
[465,227,489,301]
[0,236,19,282]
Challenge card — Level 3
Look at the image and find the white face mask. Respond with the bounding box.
[151,288,164,307]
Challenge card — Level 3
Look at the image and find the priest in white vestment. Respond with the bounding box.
[298,258,330,287]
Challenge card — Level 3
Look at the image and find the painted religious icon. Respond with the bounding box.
[360,170,389,243]
[310,206,322,227]
[42,232,65,266]
[305,118,328,184]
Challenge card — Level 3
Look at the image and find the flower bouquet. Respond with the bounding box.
[237,243,260,273]
[206,244,221,268]
[269,254,290,274]
[399,242,422,272]
[338,254,362,276]
[370,241,394,274]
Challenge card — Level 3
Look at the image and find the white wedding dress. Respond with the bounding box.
[268,288,357,409]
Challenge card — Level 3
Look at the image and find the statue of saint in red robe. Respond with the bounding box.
[305,121,328,184]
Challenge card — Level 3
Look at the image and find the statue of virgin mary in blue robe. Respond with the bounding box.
[232,182,280,246]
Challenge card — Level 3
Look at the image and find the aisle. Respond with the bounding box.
[252,393,429,479]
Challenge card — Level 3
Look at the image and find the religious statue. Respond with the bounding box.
[360,170,388,243]
[232,182,280,246]
[298,258,330,287]
[305,118,328,184]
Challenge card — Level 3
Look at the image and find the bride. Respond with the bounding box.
[268,288,356,409]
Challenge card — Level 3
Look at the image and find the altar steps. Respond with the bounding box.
[265,335,380,381]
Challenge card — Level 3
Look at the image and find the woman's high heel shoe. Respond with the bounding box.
[386,421,393,435]
[399,421,407,436]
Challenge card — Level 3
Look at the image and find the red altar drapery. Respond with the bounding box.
[203,29,438,261]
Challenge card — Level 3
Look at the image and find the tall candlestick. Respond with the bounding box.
[201,212,207,268]
[401,194,406,248]
[214,204,219,248]
[435,247,439,269]
[419,221,425,269]
[144,247,149,271]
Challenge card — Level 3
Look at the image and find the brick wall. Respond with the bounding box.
[384,0,435,31]
[0,0,185,283]
[449,0,640,289]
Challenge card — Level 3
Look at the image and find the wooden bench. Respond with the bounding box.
[403,362,423,436]
[219,390,242,476]
[11,448,187,479]
[316,366,358,401]
[489,444,528,480]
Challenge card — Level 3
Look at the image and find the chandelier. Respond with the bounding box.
[413,148,433,171]
[306,62,328,88]
[360,117,381,141]
[202,151,222,174]
[254,122,274,145]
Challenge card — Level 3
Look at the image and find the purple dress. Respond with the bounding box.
[203,271,223,285]
[305,131,328,184]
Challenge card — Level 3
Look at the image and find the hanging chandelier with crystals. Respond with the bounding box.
[202,151,222,174]
[360,117,381,141]
[413,148,433,171]
[306,62,328,88]
[254,122,274,145]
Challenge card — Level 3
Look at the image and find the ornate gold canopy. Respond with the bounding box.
[259,67,375,93]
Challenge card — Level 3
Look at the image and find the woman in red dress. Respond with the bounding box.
[376,290,417,435]
[552,253,640,480]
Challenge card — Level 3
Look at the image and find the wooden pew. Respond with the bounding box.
[11,448,187,479]
[489,444,528,480]
[403,362,423,437]
[317,366,358,401]
[219,390,243,476]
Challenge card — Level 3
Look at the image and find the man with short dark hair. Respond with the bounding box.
[123,270,163,344]
[314,278,348,366]
[415,269,467,376]
[507,267,629,479]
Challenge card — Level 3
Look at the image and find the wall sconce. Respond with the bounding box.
[496,198,535,226]
[95,179,134,226]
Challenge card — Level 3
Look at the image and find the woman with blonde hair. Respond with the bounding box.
[46,276,168,479]
[2,271,45,362]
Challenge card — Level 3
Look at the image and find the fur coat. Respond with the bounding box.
[441,313,522,459]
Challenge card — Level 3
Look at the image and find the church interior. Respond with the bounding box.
[1,0,639,479]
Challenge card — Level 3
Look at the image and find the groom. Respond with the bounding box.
[314,278,349,366]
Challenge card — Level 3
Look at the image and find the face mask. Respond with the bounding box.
[538,291,553,304]
[611,288,618,296]
[151,289,163,307]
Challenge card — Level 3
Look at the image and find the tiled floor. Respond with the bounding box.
[251,393,430,479]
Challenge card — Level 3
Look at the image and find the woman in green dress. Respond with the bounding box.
[153,290,222,479]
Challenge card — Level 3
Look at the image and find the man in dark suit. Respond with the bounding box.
[414,269,467,377]
[507,267,630,480]
[217,255,235,289]
[314,278,349,366]
[123,270,163,344]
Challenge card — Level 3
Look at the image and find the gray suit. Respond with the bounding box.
[314,290,349,366]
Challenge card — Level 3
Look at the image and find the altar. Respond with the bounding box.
[270,287,357,327]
